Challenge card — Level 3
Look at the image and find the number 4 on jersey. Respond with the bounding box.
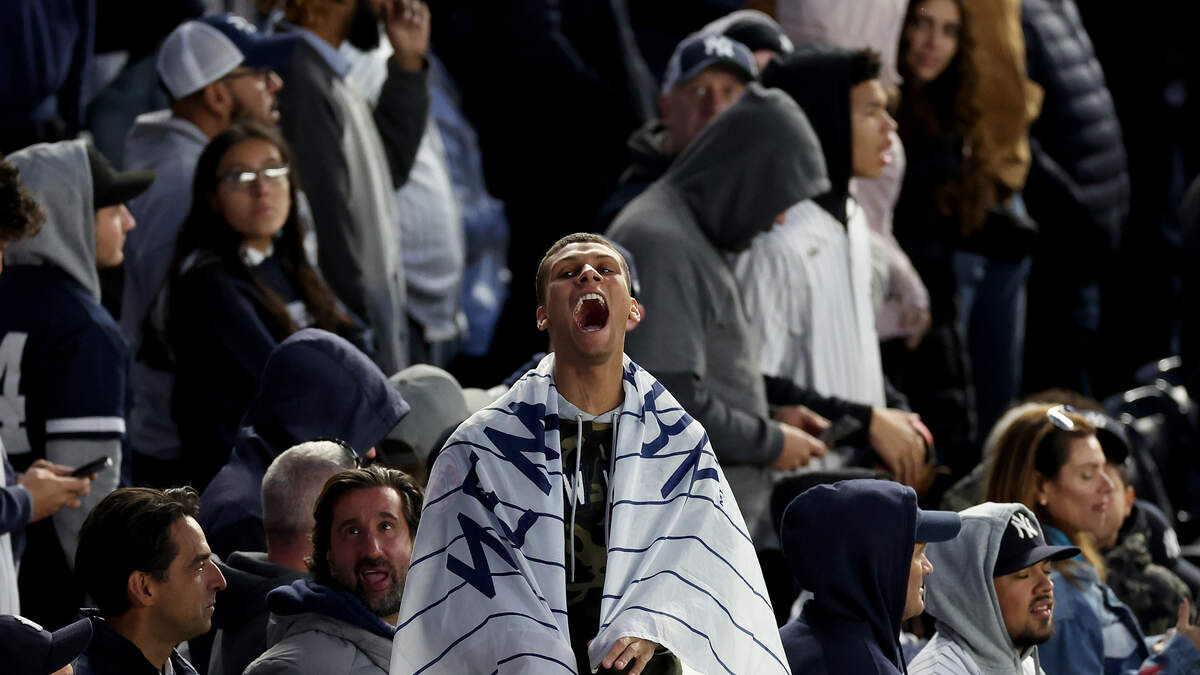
[0,332,29,455]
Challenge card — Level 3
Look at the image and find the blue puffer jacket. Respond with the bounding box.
[1021,0,1129,254]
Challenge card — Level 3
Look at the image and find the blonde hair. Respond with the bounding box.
[985,404,1107,581]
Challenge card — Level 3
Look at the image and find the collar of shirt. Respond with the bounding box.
[240,243,274,267]
[287,24,352,79]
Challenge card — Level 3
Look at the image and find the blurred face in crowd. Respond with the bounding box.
[213,138,291,253]
[660,66,747,155]
[346,0,383,51]
[146,517,227,642]
[903,542,934,619]
[994,559,1055,651]
[537,241,640,367]
[850,78,896,179]
[326,486,413,624]
[222,67,283,125]
[1096,463,1135,548]
[904,0,961,84]
[1036,434,1116,538]
[94,204,135,267]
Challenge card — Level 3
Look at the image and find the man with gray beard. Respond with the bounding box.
[244,465,422,675]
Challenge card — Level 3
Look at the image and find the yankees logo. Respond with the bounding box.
[703,35,736,59]
[1011,512,1040,539]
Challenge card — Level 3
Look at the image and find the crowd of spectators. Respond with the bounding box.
[2,0,1200,673]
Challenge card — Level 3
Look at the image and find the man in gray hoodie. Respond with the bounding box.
[0,140,152,627]
[607,84,830,541]
[908,503,1079,675]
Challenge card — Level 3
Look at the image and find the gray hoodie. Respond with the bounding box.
[4,140,124,573]
[607,84,828,538]
[6,140,99,299]
[911,502,1047,675]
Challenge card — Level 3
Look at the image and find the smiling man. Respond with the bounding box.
[245,465,423,675]
[74,486,227,675]
[909,503,1079,675]
[391,233,790,674]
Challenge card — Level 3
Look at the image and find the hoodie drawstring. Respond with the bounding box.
[569,414,583,582]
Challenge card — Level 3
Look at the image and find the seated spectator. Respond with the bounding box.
[985,405,1200,673]
[1,141,151,627]
[205,440,356,675]
[1099,459,1193,636]
[593,31,758,231]
[120,16,294,487]
[0,614,92,675]
[244,465,422,675]
[778,479,961,673]
[198,328,408,559]
[74,486,227,675]
[0,153,92,616]
[744,46,931,489]
[908,502,1079,674]
[167,122,369,488]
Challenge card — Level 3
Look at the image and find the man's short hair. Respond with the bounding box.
[306,465,423,585]
[848,48,883,88]
[262,439,357,540]
[0,156,45,244]
[534,232,632,306]
[76,487,200,617]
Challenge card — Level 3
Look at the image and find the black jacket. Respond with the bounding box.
[75,612,199,675]
[1021,0,1129,254]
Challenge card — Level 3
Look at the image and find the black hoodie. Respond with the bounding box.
[762,47,858,225]
[198,329,409,559]
[608,84,828,534]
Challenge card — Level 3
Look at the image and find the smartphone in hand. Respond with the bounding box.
[818,415,862,448]
[70,456,113,478]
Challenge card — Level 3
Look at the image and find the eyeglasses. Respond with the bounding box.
[218,163,290,189]
[1045,404,1078,431]
[222,68,273,89]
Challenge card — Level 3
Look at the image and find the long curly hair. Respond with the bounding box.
[897,0,990,235]
[0,156,45,244]
[169,122,353,338]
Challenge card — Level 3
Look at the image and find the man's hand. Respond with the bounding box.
[381,0,430,72]
[19,460,92,523]
[773,405,831,437]
[771,423,828,472]
[869,407,927,487]
[601,636,661,674]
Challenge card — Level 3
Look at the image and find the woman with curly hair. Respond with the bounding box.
[883,0,983,478]
[166,122,370,489]
[986,404,1200,674]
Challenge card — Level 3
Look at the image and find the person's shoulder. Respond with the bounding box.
[907,633,974,675]
[249,613,364,674]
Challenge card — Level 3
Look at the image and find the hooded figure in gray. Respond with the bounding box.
[912,502,1056,675]
[606,84,829,537]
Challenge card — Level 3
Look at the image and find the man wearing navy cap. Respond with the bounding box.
[909,503,1079,675]
[119,16,297,487]
[778,479,962,674]
[0,614,92,675]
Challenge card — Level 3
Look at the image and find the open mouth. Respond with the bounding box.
[1030,598,1053,619]
[574,293,609,333]
[358,566,394,592]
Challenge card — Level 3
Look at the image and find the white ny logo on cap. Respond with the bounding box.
[703,35,736,59]
[1011,512,1040,539]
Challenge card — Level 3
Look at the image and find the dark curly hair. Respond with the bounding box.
[897,0,990,235]
[76,486,201,617]
[307,465,424,585]
[0,156,45,245]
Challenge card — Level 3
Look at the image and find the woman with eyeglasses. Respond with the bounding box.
[166,122,370,489]
[985,404,1200,674]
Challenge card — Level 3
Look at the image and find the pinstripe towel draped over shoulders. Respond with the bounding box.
[390,353,791,674]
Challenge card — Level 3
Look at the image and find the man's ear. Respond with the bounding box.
[202,81,231,118]
[626,299,643,331]
[657,93,669,119]
[126,570,156,609]
[535,305,548,331]
[1124,485,1136,518]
